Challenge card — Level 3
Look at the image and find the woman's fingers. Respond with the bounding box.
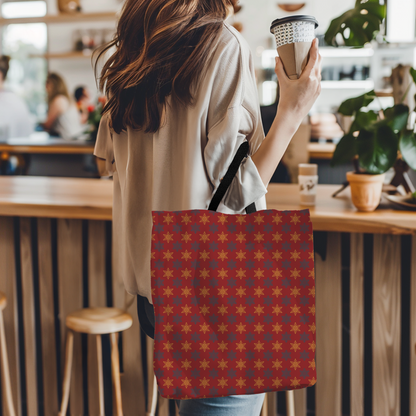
[301,39,320,78]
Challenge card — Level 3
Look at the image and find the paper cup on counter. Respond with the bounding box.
[298,163,318,206]
[270,15,319,80]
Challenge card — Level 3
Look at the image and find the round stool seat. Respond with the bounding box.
[66,307,133,335]
[0,292,7,311]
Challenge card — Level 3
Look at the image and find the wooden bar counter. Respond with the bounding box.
[0,176,414,416]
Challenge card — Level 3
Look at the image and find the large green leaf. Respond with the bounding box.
[383,104,409,132]
[410,67,416,85]
[356,125,399,174]
[330,133,357,167]
[349,110,378,132]
[325,0,386,47]
[338,90,377,116]
[400,131,416,170]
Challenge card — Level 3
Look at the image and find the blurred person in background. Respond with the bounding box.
[43,73,84,140]
[0,55,34,139]
[74,85,93,124]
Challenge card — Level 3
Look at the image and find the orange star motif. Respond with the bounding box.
[272,305,282,315]
[254,378,264,388]
[236,269,246,279]
[309,360,316,370]
[182,323,192,334]
[272,269,283,279]
[272,323,282,333]
[272,251,283,261]
[254,287,265,298]
[254,214,264,224]
[181,359,192,370]
[290,250,301,261]
[163,214,174,225]
[163,287,174,297]
[218,378,228,388]
[200,341,210,352]
[290,214,301,225]
[272,214,282,225]
[200,268,210,279]
[200,359,210,370]
[309,305,316,315]
[309,341,316,352]
[181,341,192,352]
[163,232,174,243]
[291,269,301,279]
[182,269,192,279]
[218,287,228,297]
[254,305,264,315]
[200,214,211,225]
[200,286,210,297]
[309,252,314,260]
[272,359,282,370]
[290,323,301,334]
[163,341,174,352]
[200,323,210,334]
[236,377,246,388]
[236,287,246,297]
[163,359,174,370]
[218,359,228,370]
[236,305,246,316]
[272,232,282,243]
[200,251,210,261]
[291,341,301,352]
[309,377,317,386]
[163,305,173,315]
[218,251,228,261]
[236,250,246,261]
[254,341,264,352]
[181,377,192,388]
[236,233,246,243]
[218,305,228,316]
[290,232,301,243]
[309,269,315,278]
[218,323,228,334]
[254,323,264,334]
[164,323,174,333]
[254,250,264,260]
[309,287,316,297]
[181,287,192,297]
[236,323,246,334]
[290,287,301,297]
[181,250,192,261]
[163,377,174,388]
[218,232,228,243]
[218,269,228,279]
[272,287,282,297]
[200,377,210,388]
[290,377,301,388]
[236,359,246,370]
[218,215,228,225]
[272,341,282,352]
[181,214,192,225]
[218,341,228,352]
[236,341,246,352]
[200,232,210,242]
[254,359,264,370]
[182,232,192,243]
[181,305,192,316]
[200,305,210,315]
[254,232,264,243]
[236,216,246,224]
[290,359,301,370]
[254,269,265,279]
[272,378,282,388]
[290,305,301,315]
[163,269,174,279]
[151,252,156,260]
[163,251,174,261]
[309,323,316,334]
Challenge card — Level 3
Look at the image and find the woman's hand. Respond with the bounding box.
[275,38,322,125]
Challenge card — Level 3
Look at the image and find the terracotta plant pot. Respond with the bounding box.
[346,172,385,212]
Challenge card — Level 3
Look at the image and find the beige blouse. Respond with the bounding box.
[94,23,268,304]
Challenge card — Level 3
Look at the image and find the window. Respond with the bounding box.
[1,1,48,120]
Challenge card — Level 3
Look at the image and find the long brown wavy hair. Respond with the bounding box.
[46,73,70,106]
[96,0,233,134]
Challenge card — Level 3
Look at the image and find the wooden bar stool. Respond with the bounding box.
[59,307,133,416]
[0,292,16,416]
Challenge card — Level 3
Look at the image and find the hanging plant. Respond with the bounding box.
[324,0,386,47]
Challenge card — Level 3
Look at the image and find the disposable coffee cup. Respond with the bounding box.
[270,15,319,80]
[298,164,318,206]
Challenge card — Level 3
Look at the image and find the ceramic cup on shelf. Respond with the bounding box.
[298,164,318,206]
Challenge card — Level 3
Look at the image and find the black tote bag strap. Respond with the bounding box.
[208,141,257,214]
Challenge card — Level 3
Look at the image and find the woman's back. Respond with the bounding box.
[49,94,84,139]
[95,23,267,300]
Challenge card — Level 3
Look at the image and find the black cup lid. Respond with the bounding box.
[270,15,319,34]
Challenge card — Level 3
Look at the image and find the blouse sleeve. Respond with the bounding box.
[204,28,267,212]
[93,113,116,177]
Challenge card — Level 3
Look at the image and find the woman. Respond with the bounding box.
[0,55,34,138]
[74,85,93,124]
[94,1,321,414]
[43,73,84,140]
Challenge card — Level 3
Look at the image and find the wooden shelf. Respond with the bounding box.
[30,51,94,59]
[0,11,116,26]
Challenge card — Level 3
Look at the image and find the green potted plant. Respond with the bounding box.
[330,77,416,211]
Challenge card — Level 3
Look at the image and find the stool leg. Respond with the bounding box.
[0,310,16,416]
[286,390,295,416]
[59,331,74,416]
[146,375,158,416]
[110,332,123,416]
[96,335,105,416]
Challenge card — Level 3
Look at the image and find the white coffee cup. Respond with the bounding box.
[298,164,318,206]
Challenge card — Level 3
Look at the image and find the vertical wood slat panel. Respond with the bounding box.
[315,232,342,416]
[294,389,306,416]
[19,218,38,416]
[87,220,107,416]
[0,217,21,416]
[350,234,364,416]
[157,396,170,416]
[372,235,401,416]
[146,336,156,416]
[266,392,277,416]
[57,219,84,416]
[411,236,416,416]
[37,218,58,415]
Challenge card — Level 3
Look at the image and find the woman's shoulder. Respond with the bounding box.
[219,23,251,54]
[50,94,70,110]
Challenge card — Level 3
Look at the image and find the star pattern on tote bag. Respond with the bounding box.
[151,209,316,400]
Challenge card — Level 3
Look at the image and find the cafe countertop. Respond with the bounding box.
[0,176,414,234]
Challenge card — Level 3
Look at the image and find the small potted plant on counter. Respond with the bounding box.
[330,73,416,211]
